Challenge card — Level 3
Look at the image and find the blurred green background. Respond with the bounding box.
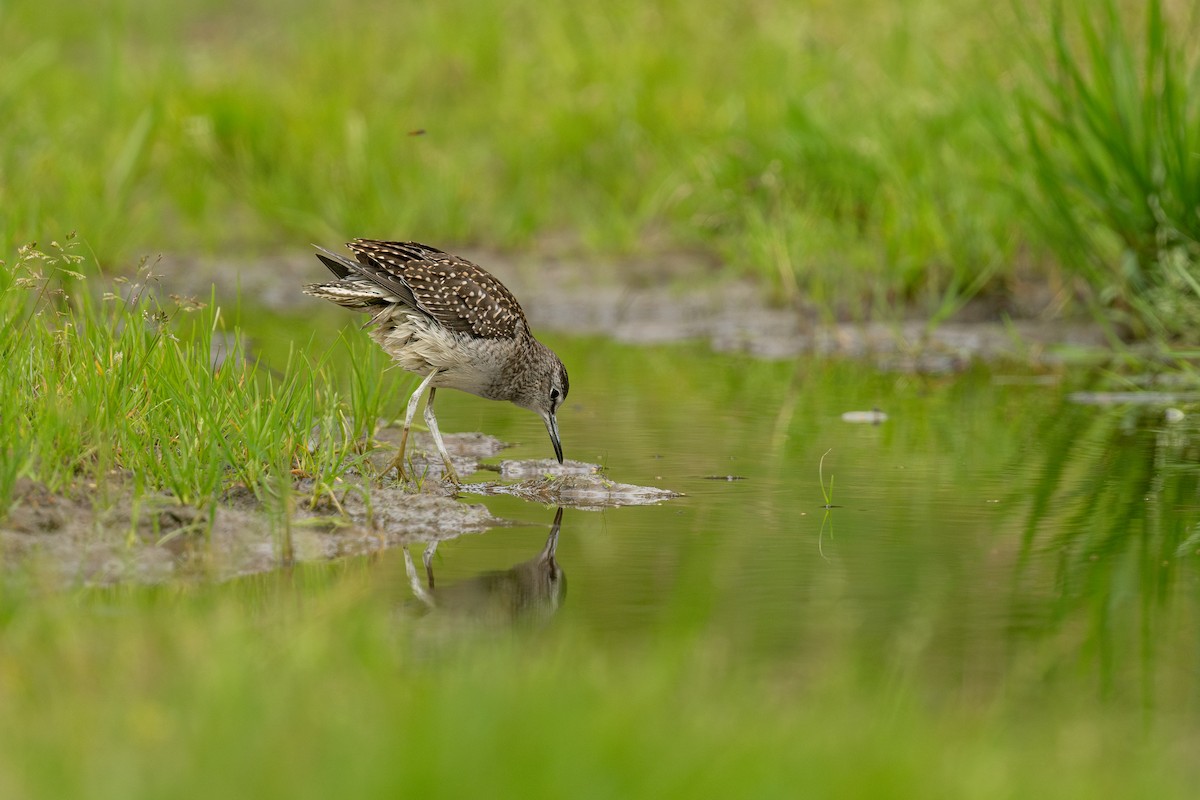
[3,0,1197,332]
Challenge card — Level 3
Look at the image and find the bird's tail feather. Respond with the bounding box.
[302,282,386,310]
[313,245,360,279]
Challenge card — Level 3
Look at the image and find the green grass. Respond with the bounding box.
[3,0,1200,782]
[0,236,403,519]
[0,574,1193,799]
[0,0,1121,316]
[1017,0,1200,340]
[3,0,1196,333]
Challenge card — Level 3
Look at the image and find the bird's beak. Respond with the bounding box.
[540,507,564,561]
[542,411,563,463]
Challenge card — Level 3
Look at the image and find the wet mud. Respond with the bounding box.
[1,432,678,585]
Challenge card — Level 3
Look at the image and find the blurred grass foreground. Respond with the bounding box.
[2,0,1198,338]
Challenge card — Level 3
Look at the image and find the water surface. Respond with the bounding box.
[353,335,1200,714]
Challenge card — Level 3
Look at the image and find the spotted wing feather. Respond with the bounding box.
[346,239,527,340]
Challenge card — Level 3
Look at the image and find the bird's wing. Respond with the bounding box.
[345,240,528,339]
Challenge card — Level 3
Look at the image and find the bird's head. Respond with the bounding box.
[513,344,568,463]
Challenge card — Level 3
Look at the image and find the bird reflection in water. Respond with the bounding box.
[402,507,566,626]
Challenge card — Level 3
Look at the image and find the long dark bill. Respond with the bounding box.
[543,412,563,463]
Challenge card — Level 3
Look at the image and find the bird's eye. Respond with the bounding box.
[550,388,560,401]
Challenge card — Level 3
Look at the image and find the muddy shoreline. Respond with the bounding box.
[1,432,679,585]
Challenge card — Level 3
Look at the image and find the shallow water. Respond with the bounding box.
[334,334,1200,712]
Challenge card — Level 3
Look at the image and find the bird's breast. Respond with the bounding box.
[371,310,513,399]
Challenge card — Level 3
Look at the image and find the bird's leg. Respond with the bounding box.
[423,541,439,589]
[402,547,434,609]
[423,387,460,484]
[390,369,439,482]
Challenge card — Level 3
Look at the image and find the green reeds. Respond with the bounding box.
[1018,0,1200,341]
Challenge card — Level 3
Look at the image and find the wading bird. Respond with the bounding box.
[305,240,568,483]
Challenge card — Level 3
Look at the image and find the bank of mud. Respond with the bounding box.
[0,432,679,585]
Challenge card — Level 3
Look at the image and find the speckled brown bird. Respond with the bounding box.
[304,239,568,483]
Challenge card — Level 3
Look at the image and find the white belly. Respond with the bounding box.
[371,311,505,398]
